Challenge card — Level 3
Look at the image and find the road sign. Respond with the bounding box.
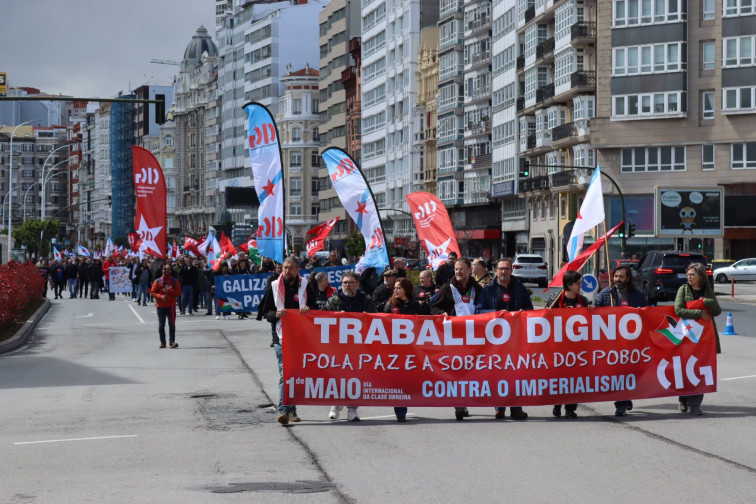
[581,274,598,294]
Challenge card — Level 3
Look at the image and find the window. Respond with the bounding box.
[703,0,715,18]
[702,41,715,70]
[723,36,756,67]
[290,151,302,167]
[724,0,754,16]
[291,128,302,142]
[292,99,302,115]
[731,142,756,169]
[613,0,686,26]
[702,145,715,170]
[613,91,686,118]
[621,146,686,172]
[722,86,756,112]
[612,42,686,75]
[290,177,302,196]
[290,204,302,216]
[702,91,715,119]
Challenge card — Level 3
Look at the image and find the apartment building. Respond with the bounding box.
[416,26,439,196]
[277,65,322,253]
[361,0,438,251]
[318,0,361,252]
[592,0,756,260]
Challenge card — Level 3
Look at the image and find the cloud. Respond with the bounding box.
[0,0,215,97]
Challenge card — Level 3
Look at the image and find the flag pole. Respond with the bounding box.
[602,218,619,307]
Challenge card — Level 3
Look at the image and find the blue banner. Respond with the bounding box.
[214,265,355,313]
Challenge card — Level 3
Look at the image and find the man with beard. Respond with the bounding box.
[475,257,533,420]
[325,271,376,422]
[593,265,646,416]
[431,257,483,421]
[260,256,317,425]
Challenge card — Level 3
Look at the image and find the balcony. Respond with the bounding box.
[468,51,492,71]
[571,22,596,48]
[516,55,525,71]
[467,17,491,36]
[535,37,555,62]
[549,168,593,192]
[571,70,596,88]
[440,1,463,19]
[470,152,492,170]
[551,122,576,143]
[468,85,492,102]
[536,83,555,103]
[516,97,525,112]
[467,119,492,136]
[527,134,536,150]
[464,191,491,204]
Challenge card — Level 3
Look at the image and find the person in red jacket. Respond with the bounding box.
[150,263,182,349]
[102,255,117,300]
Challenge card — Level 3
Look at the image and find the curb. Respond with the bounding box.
[0,299,52,354]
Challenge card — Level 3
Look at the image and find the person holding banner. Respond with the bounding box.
[546,270,592,419]
[476,258,532,420]
[383,277,421,422]
[430,258,484,421]
[593,265,646,416]
[260,256,317,426]
[674,262,721,416]
[372,269,398,312]
[312,272,337,310]
[150,264,181,349]
[325,270,377,421]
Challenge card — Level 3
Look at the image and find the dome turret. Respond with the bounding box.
[181,26,217,72]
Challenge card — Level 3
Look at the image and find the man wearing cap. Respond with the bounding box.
[372,269,397,312]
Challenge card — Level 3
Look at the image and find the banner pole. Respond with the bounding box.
[602,218,617,307]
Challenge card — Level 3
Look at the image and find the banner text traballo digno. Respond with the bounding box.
[282,307,717,407]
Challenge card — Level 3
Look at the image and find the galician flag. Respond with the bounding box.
[77,244,91,257]
[566,166,605,261]
[104,236,115,257]
[657,316,705,345]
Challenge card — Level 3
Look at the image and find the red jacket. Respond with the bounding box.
[149,275,181,308]
[102,259,116,280]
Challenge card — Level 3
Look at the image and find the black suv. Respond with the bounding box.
[632,251,712,304]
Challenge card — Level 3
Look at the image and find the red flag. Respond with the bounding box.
[184,236,200,257]
[405,192,461,270]
[171,240,180,259]
[238,237,257,254]
[546,221,624,291]
[305,217,340,258]
[219,232,238,258]
[127,232,142,253]
[132,146,167,258]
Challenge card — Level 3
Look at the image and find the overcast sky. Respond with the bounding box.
[1,0,216,97]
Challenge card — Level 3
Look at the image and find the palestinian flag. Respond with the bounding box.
[218,297,244,312]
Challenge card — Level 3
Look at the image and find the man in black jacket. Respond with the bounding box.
[371,269,397,312]
[77,258,90,299]
[178,260,197,315]
[259,257,317,425]
[434,251,457,288]
[475,257,533,420]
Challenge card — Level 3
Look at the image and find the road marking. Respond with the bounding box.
[128,303,146,324]
[76,313,94,318]
[722,374,756,381]
[14,435,138,445]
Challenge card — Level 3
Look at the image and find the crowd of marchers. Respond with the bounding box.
[263,253,721,426]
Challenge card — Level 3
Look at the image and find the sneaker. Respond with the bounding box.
[510,410,528,420]
[397,416,407,422]
[189,312,193,316]
[223,315,230,320]
[565,409,578,419]
[133,299,139,303]
[278,413,289,425]
[169,342,179,349]
[216,315,220,320]
[495,408,506,420]
[615,406,627,417]
[288,412,301,422]
[455,408,465,421]
[347,407,360,422]
[463,407,470,417]
[690,405,703,416]
[626,400,633,411]
[329,406,342,420]
[679,401,688,413]
[205,312,212,316]
[159,343,166,349]
[552,405,562,418]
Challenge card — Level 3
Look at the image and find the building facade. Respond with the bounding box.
[416,27,439,196]
[277,65,322,253]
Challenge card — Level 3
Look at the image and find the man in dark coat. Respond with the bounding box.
[434,251,457,288]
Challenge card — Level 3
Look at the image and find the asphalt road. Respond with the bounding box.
[1,292,755,503]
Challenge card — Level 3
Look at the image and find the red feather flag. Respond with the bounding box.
[132,146,167,258]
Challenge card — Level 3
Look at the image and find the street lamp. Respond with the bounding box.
[23,167,66,221]
[7,120,39,256]
[40,143,73,220]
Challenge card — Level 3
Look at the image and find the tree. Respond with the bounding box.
[345,231,365,259]
[13,219,60,258]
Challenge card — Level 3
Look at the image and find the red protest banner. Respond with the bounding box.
[281,307,717,407]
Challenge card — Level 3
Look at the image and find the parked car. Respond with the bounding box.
[512,254,548,288]
[713,258,756,283]
[599,259,639,289]
[632,250,712,304]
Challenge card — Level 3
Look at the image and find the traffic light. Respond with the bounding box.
[618,224,626,239]
[519,158,530,178]
[627,223,636,238]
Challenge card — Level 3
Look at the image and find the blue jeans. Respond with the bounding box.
[274,343,295,415]
[203,288,213,314]
[156,307,176,344]
[67,278,78,298]
[181,285,194,314]
[136,282,149,304]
